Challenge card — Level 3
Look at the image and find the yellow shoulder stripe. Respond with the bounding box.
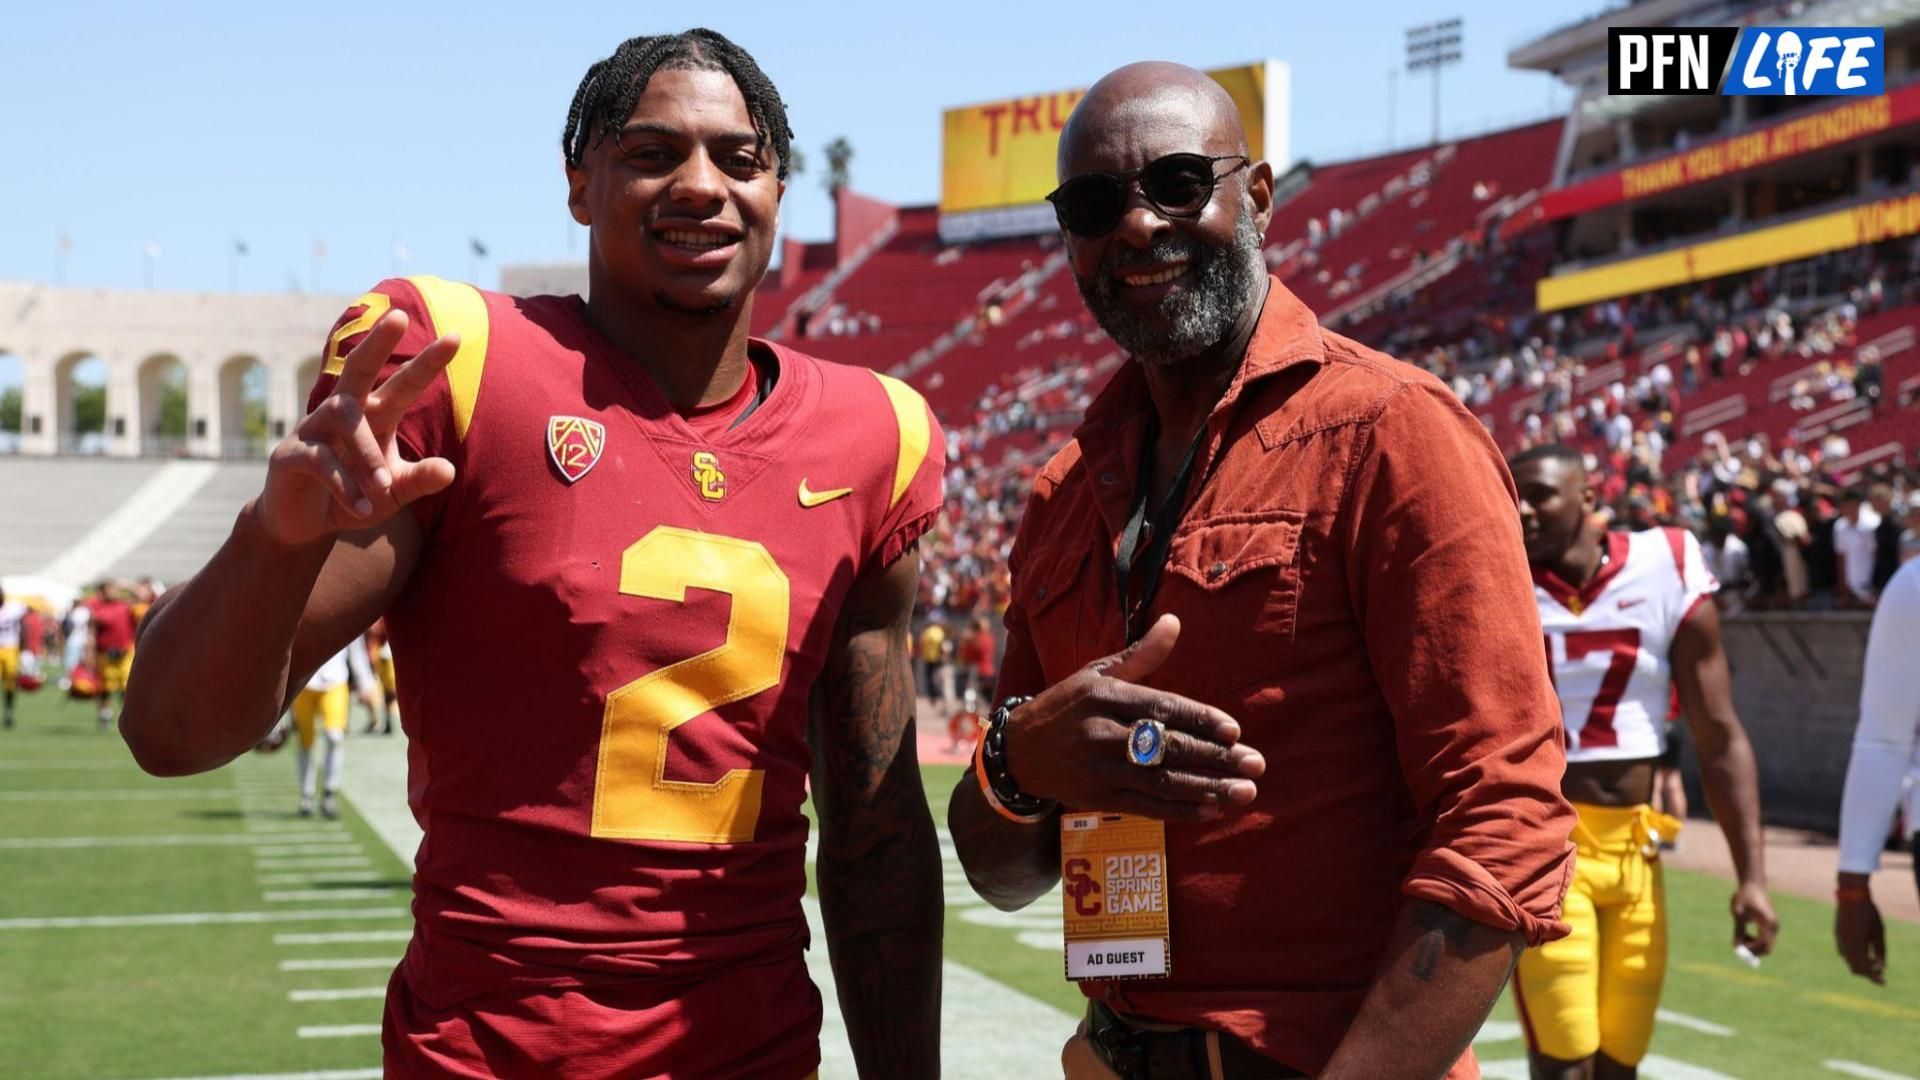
[873,372,930,511]
[406,275,490,443]
[321,291,393,376]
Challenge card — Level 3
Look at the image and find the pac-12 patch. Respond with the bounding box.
[547,416,606,484]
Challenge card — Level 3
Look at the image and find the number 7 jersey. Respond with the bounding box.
[1533,528,1718,762]
[307,277,944,1014]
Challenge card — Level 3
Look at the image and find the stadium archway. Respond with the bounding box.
[216,354,269,459]
[0,350,22,454]
[53,351,108,456]
[135,353,189,458]
[288,355,324,437]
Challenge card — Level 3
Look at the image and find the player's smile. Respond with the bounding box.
[649,218,743,269]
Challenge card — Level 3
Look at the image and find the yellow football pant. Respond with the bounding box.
[292,685,351,749]
[98,649,134,693]
[1514,802,1682,1065]
[0,647,18,692]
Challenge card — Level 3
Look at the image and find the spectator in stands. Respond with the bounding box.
[952,62,1573,1078]
[1704,514,1752,614]
[917,617,951,715]
[1771,482,1813,608]
[1870,483,1903,594]
[1902,493,1920,566]
[1835,489,1883,607]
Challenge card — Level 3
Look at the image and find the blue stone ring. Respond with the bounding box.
[1126,718,1167,768]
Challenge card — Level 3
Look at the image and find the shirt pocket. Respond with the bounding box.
[1016,544,1093,680]
[1164,509,1308,690]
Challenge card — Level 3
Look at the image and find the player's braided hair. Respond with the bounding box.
[562,28,793,180]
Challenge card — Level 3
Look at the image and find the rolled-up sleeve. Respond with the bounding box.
[1343,381,1575,945]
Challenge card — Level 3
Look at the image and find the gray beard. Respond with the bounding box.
[1073,209,1266,368]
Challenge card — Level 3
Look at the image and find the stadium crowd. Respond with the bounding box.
[907,242,1920,697]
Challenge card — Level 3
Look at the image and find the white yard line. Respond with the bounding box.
[279,957,401,972]
[1826,1062,1920,1080]
[295,1025,383,1040]
[1474,1019,1524,1045]
[1639,1055,1741,1080]
[289,986,388,1002]
[257,872,393,886]
[0,833,344,850]
[134,1060,382,1068]
[261,888,398,902]
[252,844,363,857]
[0,788,238,801]
[255,857,371,871]
[275,930,413,946]
[1656,1008,1736,1037]
[0,759,137,770]
[0,907,407,930]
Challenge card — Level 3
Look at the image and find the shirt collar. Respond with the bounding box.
[1073,274,1326,537]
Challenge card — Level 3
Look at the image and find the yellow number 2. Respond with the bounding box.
[590,527,790,843]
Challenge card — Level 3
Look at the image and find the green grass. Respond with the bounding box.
[6,689,1918,1079]
[0,691,406,1079]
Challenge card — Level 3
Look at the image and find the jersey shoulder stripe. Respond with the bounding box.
[872,372,932,511]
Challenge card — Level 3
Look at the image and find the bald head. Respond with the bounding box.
[1060,62,1247,178]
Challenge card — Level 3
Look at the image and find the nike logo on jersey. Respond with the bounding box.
[798,479,853,508]
[1619,597,1646,609]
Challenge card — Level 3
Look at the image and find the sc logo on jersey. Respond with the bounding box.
[1608,26,1883,96]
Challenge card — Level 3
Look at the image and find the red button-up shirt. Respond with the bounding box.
[998,277,1575,1077]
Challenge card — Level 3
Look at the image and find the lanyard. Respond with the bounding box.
[1113,416,1210,644]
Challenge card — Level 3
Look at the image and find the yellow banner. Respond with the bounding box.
[1537,192,1920,312]
[940,64,1271,215]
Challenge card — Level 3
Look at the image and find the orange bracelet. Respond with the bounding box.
[974,736,1053,824]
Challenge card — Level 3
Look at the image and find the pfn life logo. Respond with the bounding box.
[1609,26,1883,96]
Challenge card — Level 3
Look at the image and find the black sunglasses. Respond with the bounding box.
[1046,153,1251,239]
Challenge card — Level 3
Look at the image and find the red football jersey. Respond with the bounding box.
[308,276,943,1078]
[91,601,136,653]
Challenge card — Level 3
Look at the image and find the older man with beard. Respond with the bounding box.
[949,63,1576,1080]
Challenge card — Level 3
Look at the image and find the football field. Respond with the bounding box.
[3,690,1918,1079]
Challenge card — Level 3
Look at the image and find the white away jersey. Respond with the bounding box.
[0,602,24,649]
[1534,528,1718,762]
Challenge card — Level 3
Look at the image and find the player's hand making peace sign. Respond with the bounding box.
[257,310,459,547]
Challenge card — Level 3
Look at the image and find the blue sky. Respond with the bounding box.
[0,0,1591,303]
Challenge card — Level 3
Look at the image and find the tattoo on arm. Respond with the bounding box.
[812,548,942,1076]
[1409,903,1477,982]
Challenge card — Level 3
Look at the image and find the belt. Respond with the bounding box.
[1086,1000,1305,1079]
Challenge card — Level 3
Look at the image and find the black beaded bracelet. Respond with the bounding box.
[982,696,1053,817]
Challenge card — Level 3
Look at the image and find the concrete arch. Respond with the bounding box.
[0,349,22,453]
[0,282,356,458]
[216,354,268,459]
[53,350,108,456]
[135,352,190,458]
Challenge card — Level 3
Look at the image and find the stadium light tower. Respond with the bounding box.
[1407,18,1463,147]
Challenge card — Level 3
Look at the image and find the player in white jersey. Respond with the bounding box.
[0,587,27,729]
[289,637,374,819]
[1835,557,1920,983]
[1508,445,1777,1080]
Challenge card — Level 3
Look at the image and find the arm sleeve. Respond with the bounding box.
[1838,566,1920,874]
[307,277,458,533]
[865,376,946,574]
[992,517,1048,708]
[1344,381,1577,945]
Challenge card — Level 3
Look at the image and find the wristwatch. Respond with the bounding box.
[977,695,1056,822]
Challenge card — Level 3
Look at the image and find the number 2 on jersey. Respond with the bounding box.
[1545,628,1640,750]
[590,527,790,843]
